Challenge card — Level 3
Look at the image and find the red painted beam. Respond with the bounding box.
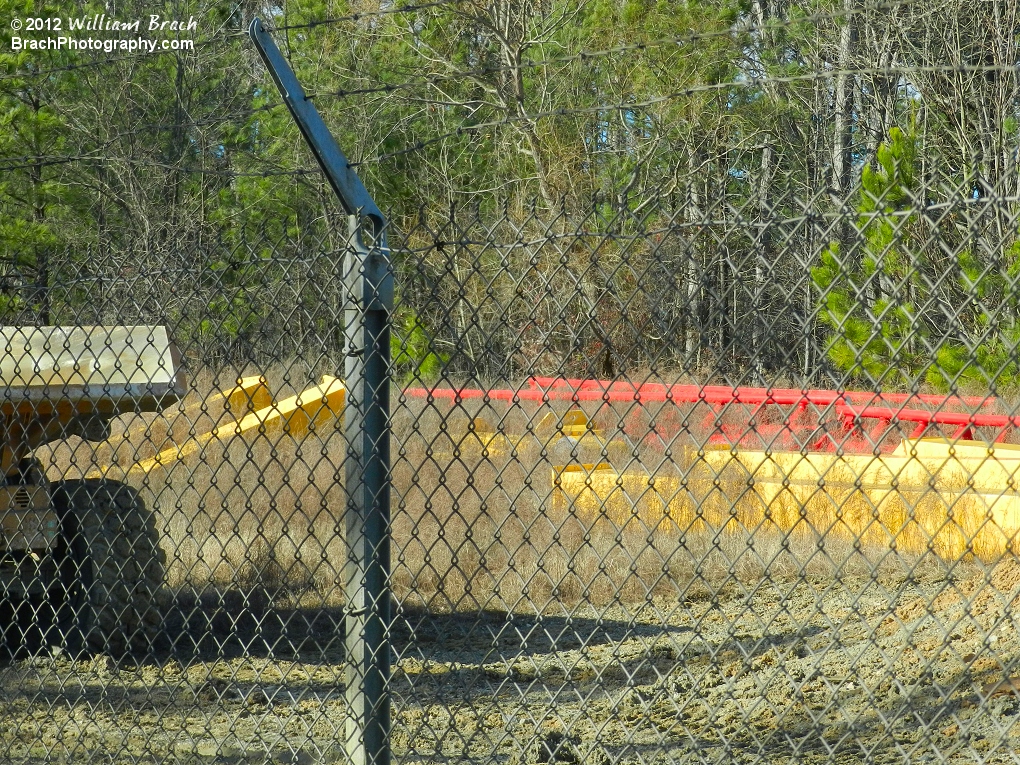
[527,376,995,410]
[402,382,1017,452]
[402,385,694,404]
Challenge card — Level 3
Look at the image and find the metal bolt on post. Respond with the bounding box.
[249,19,393,765]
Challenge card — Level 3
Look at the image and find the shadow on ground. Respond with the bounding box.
[2,585,1017,764]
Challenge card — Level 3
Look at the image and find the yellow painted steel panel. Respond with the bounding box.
[0,486,57,551]
[108,375,271,454]
[119,375,346,475]
[553,439,1020,561]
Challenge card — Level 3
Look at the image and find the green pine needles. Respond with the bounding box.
[813,127,1020,393]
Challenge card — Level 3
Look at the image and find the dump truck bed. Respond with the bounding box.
[0,326,184,417]
[0,326,185,474]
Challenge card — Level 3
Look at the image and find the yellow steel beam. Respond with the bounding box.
[553,438,1020,561]
[89,376,344,477]
[219,375,275,415]
[108,375,271,451]
[536,409,594,440]
[457,409,608,458]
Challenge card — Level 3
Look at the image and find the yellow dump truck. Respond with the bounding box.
[1,326,184,656]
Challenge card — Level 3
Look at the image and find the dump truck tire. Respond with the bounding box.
[53,479,164,656]
[0,555,67,659]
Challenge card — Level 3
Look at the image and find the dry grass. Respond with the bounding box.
[30,369,1010,617]
[42,364,347,609]
[388,394,970,613]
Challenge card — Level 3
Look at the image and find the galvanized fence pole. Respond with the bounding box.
[248,19,393,765]
[341,214,392,765]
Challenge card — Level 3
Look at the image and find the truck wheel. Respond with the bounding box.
[0,553,71,659]
[52,479,165,656]
[0,460,61,657]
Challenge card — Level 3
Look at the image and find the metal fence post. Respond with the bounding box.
[248,19,393,765]
[341,213,392,765]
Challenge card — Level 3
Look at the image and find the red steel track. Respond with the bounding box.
[403,378,1015,452]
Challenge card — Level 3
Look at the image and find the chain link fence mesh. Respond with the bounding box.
[5,0,1020,762]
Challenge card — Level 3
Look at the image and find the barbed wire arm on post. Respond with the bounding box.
[248,17,392,765]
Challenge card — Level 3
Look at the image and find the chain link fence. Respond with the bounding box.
[5,0,1020,762]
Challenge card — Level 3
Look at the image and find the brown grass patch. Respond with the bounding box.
[28,369,1014,615]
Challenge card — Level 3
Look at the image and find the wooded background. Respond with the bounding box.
[2,0,1019,391]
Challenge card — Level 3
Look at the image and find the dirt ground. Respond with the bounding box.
[3,558,1020,764]
[12,388,1020,763]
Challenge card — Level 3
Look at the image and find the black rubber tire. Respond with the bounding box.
[0,558,67,659]
[8,457,46,487]
[0,476,73,659]
[52,479,165,656]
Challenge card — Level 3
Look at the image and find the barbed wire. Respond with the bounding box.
[0,65,1004,180]
[296,0,930,101]
[0,0,458,83]
[0,153,317,176]
[0,0,932,91]
[0,0,1009,195]
[82,101,285,139]
[270,0,903,36]
[263,0,463,32]
[323,66,1009,114]
[0,98,289,174]
[346,60,1019,168]
[311,54,1020,104]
